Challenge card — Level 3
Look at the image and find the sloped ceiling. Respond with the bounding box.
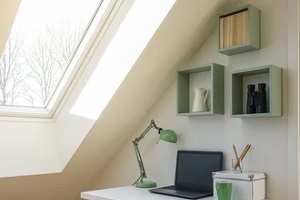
[0,0,237,199]
[0,0,21,54]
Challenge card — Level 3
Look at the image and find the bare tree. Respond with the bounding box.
[0,32,26,105]
[49,22,83,65]
[0,21,84,107]
[26,36,61,106]
[25,22,84,107]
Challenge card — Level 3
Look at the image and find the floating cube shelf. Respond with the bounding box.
[231,65,282,118]
[218,4,261,55]
[177,63,224,116]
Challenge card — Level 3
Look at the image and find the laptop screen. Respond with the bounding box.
[175,150,223,192]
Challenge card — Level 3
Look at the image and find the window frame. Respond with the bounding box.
[0,0,123,120]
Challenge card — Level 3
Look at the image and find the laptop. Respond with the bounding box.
[149,150,223,199]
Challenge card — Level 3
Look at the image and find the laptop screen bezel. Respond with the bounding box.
[174,150,223,192]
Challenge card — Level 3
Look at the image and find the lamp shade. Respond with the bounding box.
[159,129,177,143]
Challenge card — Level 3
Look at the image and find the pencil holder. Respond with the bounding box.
[232,158,243,172]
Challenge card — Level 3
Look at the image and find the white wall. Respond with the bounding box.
[0,121,60,177]
[94,0,298,200]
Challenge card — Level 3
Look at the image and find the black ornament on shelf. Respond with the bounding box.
[256,83,267,113]
[246,83,267,114]
[246,84,256,114]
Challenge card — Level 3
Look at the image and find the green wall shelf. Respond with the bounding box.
[177,63,224,116]
[231,65,282,118]
[218,4,261,56]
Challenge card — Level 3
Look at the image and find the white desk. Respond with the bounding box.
[81,186,215,200]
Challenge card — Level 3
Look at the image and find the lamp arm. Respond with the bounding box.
[134,120,159,142]
[133,141,146,182]
[132,120,160,183]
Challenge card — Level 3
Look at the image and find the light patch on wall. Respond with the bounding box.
[71,0,176,119]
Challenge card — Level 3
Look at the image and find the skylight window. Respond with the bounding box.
[0,0,103,117]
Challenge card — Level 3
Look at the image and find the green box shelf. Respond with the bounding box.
[231,65,282,118]
[177,63,224,116]
[218,4,261,55]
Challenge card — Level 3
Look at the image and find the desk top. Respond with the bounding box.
[81,186,215,200]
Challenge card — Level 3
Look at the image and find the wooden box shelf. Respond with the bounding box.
[177,63,224,116]
[231,65,282,118]
[218,4,261,55]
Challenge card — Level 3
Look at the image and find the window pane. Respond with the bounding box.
[0,0,102,108]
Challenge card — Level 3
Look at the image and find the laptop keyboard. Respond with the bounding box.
[163,185,206,194]
[149,185,212,199]
[163,185,176,190]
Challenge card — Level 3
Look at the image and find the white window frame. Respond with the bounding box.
[0,0,124,121]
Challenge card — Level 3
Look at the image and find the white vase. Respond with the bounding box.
[191,88,208,112]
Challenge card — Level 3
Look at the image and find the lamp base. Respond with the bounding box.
[135,181,157,188]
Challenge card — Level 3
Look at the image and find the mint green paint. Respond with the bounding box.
[177,63,224,116]
[231,65,282,118]
[218,4,261,56]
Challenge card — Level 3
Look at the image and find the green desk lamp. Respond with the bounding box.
[132,119,177,188]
